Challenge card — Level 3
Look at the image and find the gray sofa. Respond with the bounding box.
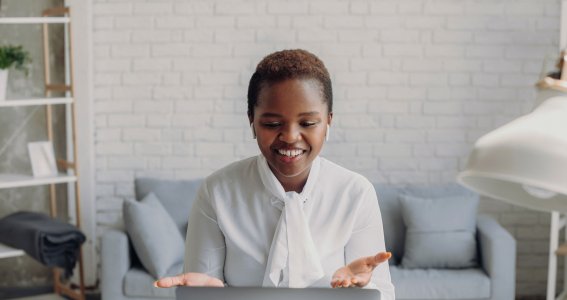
[101,178,516,300]
[375,184,515,300]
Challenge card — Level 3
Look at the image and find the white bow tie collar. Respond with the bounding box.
[257,155,325,288]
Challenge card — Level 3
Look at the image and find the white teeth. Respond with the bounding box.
[277,149,303,157]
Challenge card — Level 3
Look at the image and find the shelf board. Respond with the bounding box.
[0,17,70,24]
[0,173,77,189]
[0,243,25,259]
[0,97,74,107]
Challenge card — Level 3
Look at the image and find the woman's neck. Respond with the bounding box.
[279,176,308,193]
[270,166,311,193]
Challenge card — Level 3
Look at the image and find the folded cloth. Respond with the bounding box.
[0,211,85,277]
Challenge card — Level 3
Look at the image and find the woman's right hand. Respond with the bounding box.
[153,272,224,288]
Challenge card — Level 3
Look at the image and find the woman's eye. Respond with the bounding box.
[262,123,281,128]
[302,122,317,127]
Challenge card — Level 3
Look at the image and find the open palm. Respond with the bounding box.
[154,272,224,288]
[331,252,391,288]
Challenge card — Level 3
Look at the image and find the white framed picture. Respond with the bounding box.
[27,141,58,177]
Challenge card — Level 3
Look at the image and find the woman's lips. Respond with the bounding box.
[274,149,306,163]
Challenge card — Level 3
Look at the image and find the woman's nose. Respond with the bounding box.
[278,125,301,143]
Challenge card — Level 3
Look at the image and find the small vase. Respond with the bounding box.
[0,69,7,101]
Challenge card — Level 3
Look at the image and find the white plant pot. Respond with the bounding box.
[0,69,7,101]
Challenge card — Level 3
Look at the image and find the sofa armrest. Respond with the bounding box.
[477,214,516,300]
[101,229,132,300]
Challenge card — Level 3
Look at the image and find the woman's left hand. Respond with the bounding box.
[331,251,392,288]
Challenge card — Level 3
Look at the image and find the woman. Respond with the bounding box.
[154,49,395,299]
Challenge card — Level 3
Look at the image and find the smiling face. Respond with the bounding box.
[250,78,332,191]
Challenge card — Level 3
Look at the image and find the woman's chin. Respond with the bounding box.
[265,151,315,180]
[271,162,311,179]
[275,169,306,178]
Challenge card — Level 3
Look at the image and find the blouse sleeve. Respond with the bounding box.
[344,183,396,300]
[183,180,226,282]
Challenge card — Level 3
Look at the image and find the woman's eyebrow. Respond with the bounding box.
[260,112,282,118]
[259,111,320,118]
[298,111,320,116]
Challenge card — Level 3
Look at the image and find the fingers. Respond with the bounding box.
[206,276,225,287]
[331,277,346,288]
[371,251,392,265]
[330,252,392,288]
[331,272,360,288]
[331,277,357,288]
[154,273,225,288]
[154,275,184,288]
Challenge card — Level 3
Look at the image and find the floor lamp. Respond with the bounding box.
[458,52,567,300]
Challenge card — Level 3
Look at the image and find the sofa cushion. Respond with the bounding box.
[400,194,478,269]
[390,266,490,299]
[373,184,406,265]
[124,263,183,298]
[124,193,185,279]
[135,177,203,234]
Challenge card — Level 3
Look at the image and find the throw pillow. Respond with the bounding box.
[400,194,478,269]
[135,177,203,234]
[123,193,185,279]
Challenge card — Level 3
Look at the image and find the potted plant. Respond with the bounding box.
[0,45,32,101]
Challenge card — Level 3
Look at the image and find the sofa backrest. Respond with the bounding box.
[134,177,203,235]
[133,177,477,267]
[373,184,406,265]
[373,183,478,265]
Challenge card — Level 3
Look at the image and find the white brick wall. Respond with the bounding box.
[93,0,561,296]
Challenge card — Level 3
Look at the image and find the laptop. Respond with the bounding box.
[176,286,380,300]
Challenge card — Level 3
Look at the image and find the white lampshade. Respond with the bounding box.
[458,88,567,213]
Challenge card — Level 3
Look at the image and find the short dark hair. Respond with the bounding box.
[247,49,333,118]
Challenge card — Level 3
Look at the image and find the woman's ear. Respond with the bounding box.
[248,114,256,139]
[250,123,257,139]
[325,112,333,142]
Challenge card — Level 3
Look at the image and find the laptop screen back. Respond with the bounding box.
[176,286,380,300]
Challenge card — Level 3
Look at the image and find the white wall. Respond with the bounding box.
[92,0,560,296]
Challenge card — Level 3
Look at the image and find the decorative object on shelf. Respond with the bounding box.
[458,49,567,300]
[0,44,32,101]
[27,141,58,177]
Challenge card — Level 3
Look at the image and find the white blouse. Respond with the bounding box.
[184,155,395,300]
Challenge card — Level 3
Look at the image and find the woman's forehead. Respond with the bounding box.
[256,78,326,109]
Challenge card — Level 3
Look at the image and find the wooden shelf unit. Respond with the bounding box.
[0,7,85,300]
